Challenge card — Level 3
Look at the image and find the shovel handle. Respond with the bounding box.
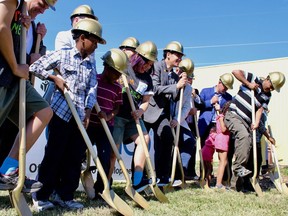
[121,75,157,183]
[94,103,132,184]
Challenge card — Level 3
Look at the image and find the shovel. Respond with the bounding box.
[191,100,208,189]
[94,103,149,209]
[122,75,169,203]
[80,150,95,199]
[9,2,32,216]
[63,88,133,216]
[268,125,288,195]
[250,90,263,197]
[164,87,187,192]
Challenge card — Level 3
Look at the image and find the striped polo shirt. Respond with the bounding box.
[229,72,271,124]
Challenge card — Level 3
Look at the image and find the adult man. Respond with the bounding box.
[0,0,56,191]
[198,73,234,148]
[171,58,197,180]
[143,41,187,186]
[224,70,285,190]
[0,0,51,166]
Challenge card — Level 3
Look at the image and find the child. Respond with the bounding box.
[201,126,216,187]
[86,48,128,199]
[29,18,106,211]
[214,102,231,189]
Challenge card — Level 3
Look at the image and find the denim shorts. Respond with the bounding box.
[0,81,49,126]
[112,116,147,144]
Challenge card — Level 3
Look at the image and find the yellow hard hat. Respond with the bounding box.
[45,0,57,11]
[119,37,140,50]
[135,41,158,62]
[70,5,98,20]
[220,73,234,89]
[269,71,285,92]
[163,41,184,55]
[179,58,194,78]
[71,18,106,44]
[101,48,129,76]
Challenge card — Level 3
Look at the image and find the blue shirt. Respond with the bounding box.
[29,47,97,122]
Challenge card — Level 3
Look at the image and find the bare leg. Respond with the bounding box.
[132,133,149,172]
[216,151,228,186]
[9,107,53,159]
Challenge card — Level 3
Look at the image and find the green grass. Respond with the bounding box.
[1,167,288,216]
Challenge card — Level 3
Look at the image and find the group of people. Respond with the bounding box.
[0,0,286,214]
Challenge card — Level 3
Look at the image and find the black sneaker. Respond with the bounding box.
[157,177,170,187]
[237,168,252,177]
[133,178,151,192]
[0,169,42,193]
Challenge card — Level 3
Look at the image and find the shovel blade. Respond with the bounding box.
[80,171,95,199]
[250,177,263,197]
[101,188,133,216]
[11,191,32,216]
[150,185,169,203]
[125,186,149,209]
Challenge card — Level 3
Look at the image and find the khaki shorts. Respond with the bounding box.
[0,80,49,126]
[113,116,147,145]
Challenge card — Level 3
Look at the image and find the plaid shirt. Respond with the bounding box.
[30,47,97,122]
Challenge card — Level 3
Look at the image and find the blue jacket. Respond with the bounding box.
[198,86,232,137]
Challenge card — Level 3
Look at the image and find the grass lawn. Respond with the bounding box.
[1,167,288,216]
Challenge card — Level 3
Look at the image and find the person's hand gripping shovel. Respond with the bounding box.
[164,87,188,193]
[250,90,263,197]
[9,3,33,216]
[55,70,133,216]
[122,75,169,203]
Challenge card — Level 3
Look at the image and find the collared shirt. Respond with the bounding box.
[29,47,97,122]
[229,72,271,124]
[55,29,96,66]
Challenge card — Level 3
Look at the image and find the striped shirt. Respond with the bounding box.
[29,47,97,122]
[230,72,271,124]
[89,74,123,127]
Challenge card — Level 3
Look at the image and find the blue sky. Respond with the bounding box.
[37,0,288,72]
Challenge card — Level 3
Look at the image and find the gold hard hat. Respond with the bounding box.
[179,58,194,78]
[269,71,285,92]
[71,18,106,44]
[119,37,140,50]
[101,48,129,76]
[163,41,184,55]
[220,73,234,89]
[45,0,57,11]
[135,41,158,62]
[70,5,98,20]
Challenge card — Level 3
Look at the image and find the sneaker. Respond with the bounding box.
[185,175,199,181]
[51,192,83,210]
[237,168,252,177]
[0,170,42,193]
[157,177,170,187]
[133,178,151,192]
[213,184,230,191]
[172,179,182,187]
[33,199,55,212]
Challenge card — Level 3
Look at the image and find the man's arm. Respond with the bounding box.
[0,0,21,75]
[232,69,259,90]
